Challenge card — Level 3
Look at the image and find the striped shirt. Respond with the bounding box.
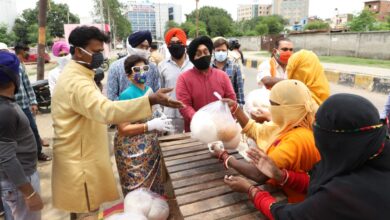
[14,64,37,109]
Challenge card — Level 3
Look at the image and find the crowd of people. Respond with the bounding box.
[0,24,389,220]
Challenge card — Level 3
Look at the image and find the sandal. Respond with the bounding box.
[38,153,52,161]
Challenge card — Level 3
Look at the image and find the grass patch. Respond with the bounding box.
[319,56,390,69]
[25,62,57,76]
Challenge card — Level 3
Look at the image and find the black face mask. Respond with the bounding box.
[78,47,104,69]
[193,55,211,71]
[168,43,186,59]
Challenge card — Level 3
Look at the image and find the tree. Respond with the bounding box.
[0,24,15,46]
[255,23,269,35]
[93,0,132,40]
[349,9,376,31]
[186,6,234,37]
[304,20,330,30]
[165,20,179,34]
[12,1,79,44]
[180,21,207,38]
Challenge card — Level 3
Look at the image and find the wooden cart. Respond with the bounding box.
[159,133,285,220]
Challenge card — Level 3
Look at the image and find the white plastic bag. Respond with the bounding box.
[191,100,239,146]
[244,88,271,117]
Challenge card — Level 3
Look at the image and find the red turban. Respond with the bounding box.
[165,28,187,46]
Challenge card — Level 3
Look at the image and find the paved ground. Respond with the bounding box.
[22,65,388,219]
[244,51,390,78]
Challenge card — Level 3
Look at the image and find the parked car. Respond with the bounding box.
[25,47,51,63]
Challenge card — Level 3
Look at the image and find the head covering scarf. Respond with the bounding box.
[268,80,318,143]
[128,31,152,48]
[286,50,330,105]
[52,41,70,57]
[0,51,20,93]
[187,36,213,63]
[165,28,187,46]
[0,42,8,51]
[271,94,390,220]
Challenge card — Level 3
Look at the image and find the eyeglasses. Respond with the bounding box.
[131,65,150,73]
[280,48,294,52]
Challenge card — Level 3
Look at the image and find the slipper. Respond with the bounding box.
[38,153,52,161]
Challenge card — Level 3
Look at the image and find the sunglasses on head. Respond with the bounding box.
[280,48,294,52]
[132,65,150,73]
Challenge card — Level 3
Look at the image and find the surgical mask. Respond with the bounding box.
[128,47,150,59]
[133,72,147,84]
[275,50,292,65]
[193,55,211,71]
[214,51,228,62]
[57,54,71,69]
[168,43,186,59]
[77,47,104,69]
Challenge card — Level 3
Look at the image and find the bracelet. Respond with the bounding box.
[25,191,36,200]
[247,185,255,199]
[279,169,289,186]
[143,123,147,133]
[218,151,229,162]
[223,155,233,169]
[248,186,260,201]
[232,103,239,115]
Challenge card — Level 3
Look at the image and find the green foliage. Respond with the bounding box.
[185,6,233,37]
[349,9,377,31]
[165,20,180,34]
[235,15,286,36]
[304,20,330,30]
[255,23,268,35]
[93,0,132,40]
[0,24,15,46]
[12,0,79,44]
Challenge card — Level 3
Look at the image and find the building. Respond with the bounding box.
[272,0,309,25]
[126,2,157,39]
[155,3,182,40]
[237,4,272,21]
[330,13,353,29]
[0,0,17,31]
[365,0,390,21]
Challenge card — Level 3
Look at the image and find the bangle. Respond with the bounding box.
[248,186,260,201]
[218,151,229,162]
[25,191,36,200]
[279,169,289,186]
[143,123,147,133]
[223,155,233,169]
[232,103,239,115]
[247,185,255,199]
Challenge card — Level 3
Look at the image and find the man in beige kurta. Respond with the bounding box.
[51,26,182,218]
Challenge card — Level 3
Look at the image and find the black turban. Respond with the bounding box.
[127,31,152,48]
[187,36,213,63]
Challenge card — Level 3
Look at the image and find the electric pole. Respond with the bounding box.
[37,0,47,80]
[196,0,199,37]
[99,0,105,31]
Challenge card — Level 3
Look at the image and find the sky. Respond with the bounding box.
[16,0,367,22]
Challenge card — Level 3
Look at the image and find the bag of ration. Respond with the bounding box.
[191,94,240,149]
[244,88,271,117]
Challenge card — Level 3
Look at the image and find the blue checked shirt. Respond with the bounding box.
[14,64,37,109]
[107,56,160,101]
[213,59,245,105]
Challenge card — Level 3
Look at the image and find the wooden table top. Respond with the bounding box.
[159,133,284,220]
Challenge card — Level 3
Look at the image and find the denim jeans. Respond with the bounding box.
[22,108,42,155]
[1,171,41,220]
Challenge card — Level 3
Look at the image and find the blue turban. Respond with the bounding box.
[128,31,152,48]
[0,51,20,92]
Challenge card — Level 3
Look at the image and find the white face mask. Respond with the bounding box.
[57,54,71,69]
[126,41,150,59]
[214,51,228,62]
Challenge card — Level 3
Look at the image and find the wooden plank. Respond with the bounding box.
[176,184,232,206]
[164,150,209,162]
[172,169,237,189]
[170,162,225,180]
[185,200,257,220]
[158,133,191,142]
[167,158,219,173]
[175,179,225,196]
[162,144,205,157]
[165,153,213,167]
[227,211,265,220]
[180,192,249,217]
[159,138,199,147]
[162,141,205,152]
